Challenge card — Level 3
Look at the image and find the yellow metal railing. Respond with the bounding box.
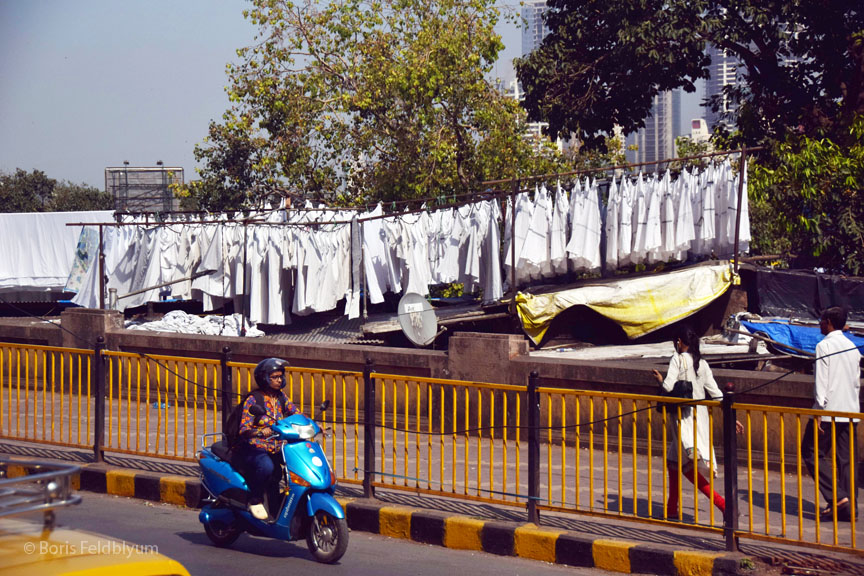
[536,386,725,530]
[733,402,862,553]
[102,351,223,461]
[369,372,526,506]
[229,362,363,485]
[2,340,861,555]
[0,342,93,450]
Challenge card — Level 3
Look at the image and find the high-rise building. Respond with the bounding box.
[625,90,681,167]
[521,0,549,57]
[504,79,562,153]
[704,43,740,132]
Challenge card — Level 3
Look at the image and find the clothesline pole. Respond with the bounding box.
[361,221,368,321]
[240,221,248,337]
[509,180,518,313]
[98,225,106,310]
[732,149,747,276]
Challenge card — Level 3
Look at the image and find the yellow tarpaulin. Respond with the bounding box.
[515,264,733,344]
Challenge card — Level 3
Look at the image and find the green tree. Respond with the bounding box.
[516,1,864,150]
[177,114,278,212]
[47,181,115,212]
[0,169,56,212]
[187,0,559,210]
[749,117,864,275]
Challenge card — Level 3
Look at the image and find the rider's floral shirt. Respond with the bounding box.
[239,390,298,453]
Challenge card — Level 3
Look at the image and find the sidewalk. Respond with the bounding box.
[1,440,861,576]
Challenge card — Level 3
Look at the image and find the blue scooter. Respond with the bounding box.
[197,401,348,563]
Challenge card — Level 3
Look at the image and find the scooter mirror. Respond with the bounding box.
[249,404,267,417]
[319,400,330,413]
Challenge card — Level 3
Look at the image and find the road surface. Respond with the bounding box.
[53,492,622,576]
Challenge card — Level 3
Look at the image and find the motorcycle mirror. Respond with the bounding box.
[319,400,330,413]
[249,404,266,417]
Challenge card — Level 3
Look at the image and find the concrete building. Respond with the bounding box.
[521,0,549,57]
[504,79,562,153]
[704,43,740,132]
[624,90,681,167]
[690,118,711,144]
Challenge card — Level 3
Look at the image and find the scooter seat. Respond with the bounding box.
[211,440,233,462]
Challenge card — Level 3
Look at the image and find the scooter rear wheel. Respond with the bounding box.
[204,516,241,548]
[306,510,348,564]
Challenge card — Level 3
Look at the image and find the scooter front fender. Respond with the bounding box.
[306,491,345,520]
[199,504,237,527]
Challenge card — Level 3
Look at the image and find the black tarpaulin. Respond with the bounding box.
[751,269,864,321]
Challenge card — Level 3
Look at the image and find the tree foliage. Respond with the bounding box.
[185,0,563,210]
[0,169,113,213]
[0,169,55,212]
[516,1,864,150]
[749,117,864,275]
[48,181,115,212]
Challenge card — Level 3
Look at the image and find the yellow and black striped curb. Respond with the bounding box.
[5,461,747,576]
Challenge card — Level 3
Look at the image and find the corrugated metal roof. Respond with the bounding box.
[262,315,383,345]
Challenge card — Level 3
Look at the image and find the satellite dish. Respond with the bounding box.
[398,293,438,347]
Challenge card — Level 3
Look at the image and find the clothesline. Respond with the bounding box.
[60,148,753,326]
[482,146,762,186]
[100,147,757,225]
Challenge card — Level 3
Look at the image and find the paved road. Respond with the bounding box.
[56,492,620,576]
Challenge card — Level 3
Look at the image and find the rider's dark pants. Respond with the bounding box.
[235,444,277,504]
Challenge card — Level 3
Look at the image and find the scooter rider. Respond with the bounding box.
[236,358,300,520]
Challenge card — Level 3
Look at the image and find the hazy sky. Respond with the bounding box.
[1,1,700,189]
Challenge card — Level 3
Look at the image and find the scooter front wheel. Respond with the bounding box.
[204,516,241,548]
[306,510,348,563]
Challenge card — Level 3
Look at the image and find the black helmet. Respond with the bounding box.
[253,358,289,389]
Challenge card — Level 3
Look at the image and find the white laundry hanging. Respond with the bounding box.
[658,171,677,261]
[549,182,569,275]
[617,178,634,267]
[643,174,663,264]
[503,191,532,287]
[604,178,620,271]
[482,199,503,303]
[519,185,553,280]
[567,177,602,271]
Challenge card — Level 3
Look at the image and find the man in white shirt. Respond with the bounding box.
[802,307,862,521]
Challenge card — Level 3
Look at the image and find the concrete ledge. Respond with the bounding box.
[41,461,748,576]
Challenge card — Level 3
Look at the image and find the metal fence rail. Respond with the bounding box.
[1,340,861,556]
[102,351,222,461]
[229,361,364,485]
[369,371,527,506]
[0,342,93,450]
[734,402,861,552]
[536,385,725,530]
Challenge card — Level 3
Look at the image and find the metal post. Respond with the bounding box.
[732,148,747,275]
[722,382,739,552]
[527,370,541,524]
[221,346,233,431]
[92,337,106,463]
[361,221,368,321]
[508,180,518,314]
[240,222,248,337]
[98,226,106,310]
[363,359,376,498]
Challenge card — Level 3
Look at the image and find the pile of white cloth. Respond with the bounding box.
[125,310,264,337]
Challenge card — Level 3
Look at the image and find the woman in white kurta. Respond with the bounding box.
[652,328,726,518]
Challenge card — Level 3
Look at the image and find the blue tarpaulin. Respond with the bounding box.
[741,320,864,356]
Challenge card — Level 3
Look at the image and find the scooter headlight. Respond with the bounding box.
[291,422,317,439]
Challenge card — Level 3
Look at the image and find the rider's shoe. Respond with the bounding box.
[249,503,268,520]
